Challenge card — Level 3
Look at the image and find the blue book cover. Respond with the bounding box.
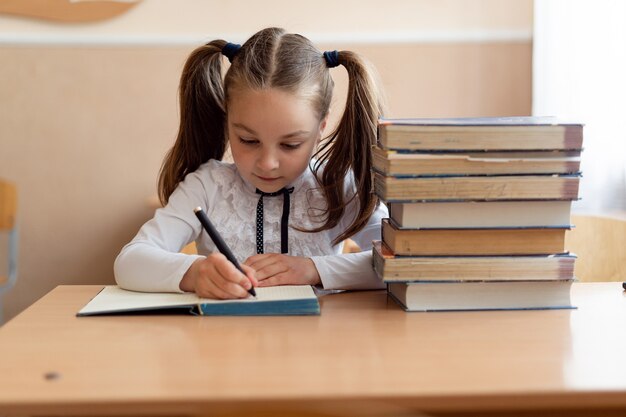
[77,285,320,316]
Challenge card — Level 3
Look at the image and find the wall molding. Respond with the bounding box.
[0,30,532,47]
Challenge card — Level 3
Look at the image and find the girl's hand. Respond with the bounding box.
[180,253,258,299]
[243,254,321,287]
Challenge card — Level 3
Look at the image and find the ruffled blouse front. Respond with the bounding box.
[114,160,387,293]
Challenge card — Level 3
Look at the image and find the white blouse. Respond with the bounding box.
[114,160,387,293]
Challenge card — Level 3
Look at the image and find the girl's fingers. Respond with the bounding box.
[244,253,279,269]
[240,264,259,287]
[244,254,287,280]
[196,275,230,299]
[256,273,290,287]
[211,254,253,287]
[194,260,230,299]
[203,254,252,298]
[211,276,250,298]
[211,265,251,298]
[255,261,289,281]
[243,253,265,267]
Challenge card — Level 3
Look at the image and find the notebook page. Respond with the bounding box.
[197,285,316,303]
[78,286,200,315]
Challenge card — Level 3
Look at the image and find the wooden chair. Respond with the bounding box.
[565,212,626,282]
[0,179,18,325]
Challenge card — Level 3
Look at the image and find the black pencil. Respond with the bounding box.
[193,207,256,297]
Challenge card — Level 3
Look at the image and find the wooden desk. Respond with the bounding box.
[0,283,625,417]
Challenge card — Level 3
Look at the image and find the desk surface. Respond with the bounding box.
[0,283,625,416]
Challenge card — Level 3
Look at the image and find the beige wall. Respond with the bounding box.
[0,0,531,38]
[0,1,532,322]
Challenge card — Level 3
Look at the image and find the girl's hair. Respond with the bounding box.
[159,27,385,245]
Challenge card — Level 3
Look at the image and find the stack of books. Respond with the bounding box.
[372,117,583,312]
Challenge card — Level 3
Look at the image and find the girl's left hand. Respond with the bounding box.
[243,254,321,287]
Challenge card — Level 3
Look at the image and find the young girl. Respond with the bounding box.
[114,27,388,299]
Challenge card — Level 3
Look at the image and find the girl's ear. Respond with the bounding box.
[318,115,329,141]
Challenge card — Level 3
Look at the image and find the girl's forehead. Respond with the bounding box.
[228,86,304,103]
[227,88,320,121]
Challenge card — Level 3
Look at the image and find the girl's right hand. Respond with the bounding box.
[179,253,258,299]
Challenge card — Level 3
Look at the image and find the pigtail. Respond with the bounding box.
[158,29,384,247]
[158,40,228,205]
[313,51,385,245]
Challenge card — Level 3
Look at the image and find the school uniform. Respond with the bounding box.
[114,159,387,292]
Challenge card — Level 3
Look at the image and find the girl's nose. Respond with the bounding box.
[257,150,279,172]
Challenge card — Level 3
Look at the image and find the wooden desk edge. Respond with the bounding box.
[3,391,626,416]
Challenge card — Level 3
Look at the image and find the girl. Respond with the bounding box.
[114,27,387,299]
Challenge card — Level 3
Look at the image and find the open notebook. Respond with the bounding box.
[77,285,320,316]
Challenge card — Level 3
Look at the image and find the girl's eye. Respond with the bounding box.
[281,143,302,150]
[239,137,259,146]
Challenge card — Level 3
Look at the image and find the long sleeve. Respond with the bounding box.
[114,169,212,293]
[311,201,388,290]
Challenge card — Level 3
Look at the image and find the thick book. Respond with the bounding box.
[388,200,572,229]
[372,146,581,176]
[77,285,320,316]
[373,241,576,282]
[381,218,568,256]
[378,117,583,151]
[374,172,581,202]
[387,280,575,311]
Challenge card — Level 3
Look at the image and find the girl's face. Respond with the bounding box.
[227,88,326,193]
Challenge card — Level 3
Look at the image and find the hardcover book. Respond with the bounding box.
[388,200,573,229]
[77,285,320,316]
[371,146,581,176]
[374,172,581,202]
[381,218,568,256]
[373,241,576,282]
[378,117,583,151]
[387,280,574,311]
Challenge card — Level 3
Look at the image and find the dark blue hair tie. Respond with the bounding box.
[323,50,340,68]
[222,42,241,63]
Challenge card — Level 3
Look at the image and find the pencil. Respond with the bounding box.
[193,207,256,297]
